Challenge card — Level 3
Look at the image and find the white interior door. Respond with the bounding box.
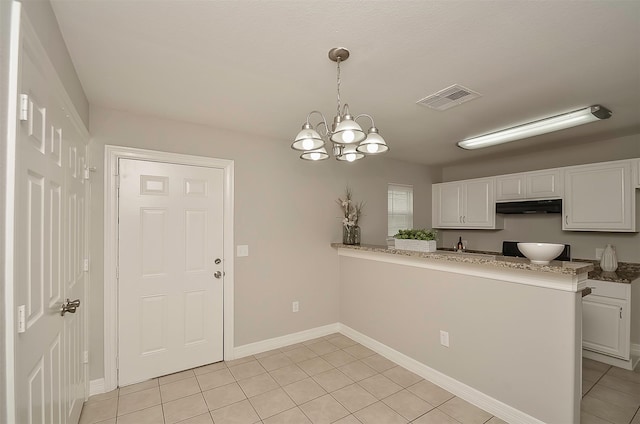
[13,8,87,424]
[118,159,224,386]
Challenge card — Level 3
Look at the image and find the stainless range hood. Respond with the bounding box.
[496,199,562,214]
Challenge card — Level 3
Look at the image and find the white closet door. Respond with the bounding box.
[14,8,87,424]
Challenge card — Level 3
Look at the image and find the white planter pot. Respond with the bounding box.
[394,239,437,253]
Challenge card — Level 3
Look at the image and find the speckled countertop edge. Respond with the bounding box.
[332,243,594,276]
[572,259,640,284]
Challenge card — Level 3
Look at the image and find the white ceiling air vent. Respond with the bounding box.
[416,84,481,111]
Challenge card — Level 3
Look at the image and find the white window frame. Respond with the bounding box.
[388,184,414,236]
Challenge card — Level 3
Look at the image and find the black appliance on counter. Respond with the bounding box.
[502,241,571,261]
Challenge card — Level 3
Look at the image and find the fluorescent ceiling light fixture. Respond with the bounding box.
[457,105,612,150]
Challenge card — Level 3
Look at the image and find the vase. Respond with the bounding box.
[343,225,361,245]
[600,244,618,272]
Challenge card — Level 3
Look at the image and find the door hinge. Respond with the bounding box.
[83,258,89,272]
[620,307,623,319]
[17,305,26,333]
[19,94,29,121]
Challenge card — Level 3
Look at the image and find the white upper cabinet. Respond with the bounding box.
[496,169,562,201]
[433,178,503,229]
[496,174,526,200]
[635,159,640,188]
[563,161,635,232]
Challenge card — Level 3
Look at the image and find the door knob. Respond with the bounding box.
[215,258,221,265]
[60,298,81,316]
[214,271,223,279]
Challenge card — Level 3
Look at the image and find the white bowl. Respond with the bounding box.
[517,243,565,265]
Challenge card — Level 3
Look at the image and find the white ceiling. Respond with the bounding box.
[50,0,640,166]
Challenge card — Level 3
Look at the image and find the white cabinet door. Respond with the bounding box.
[496,169,562,201]
[433,179,498,229]
[564,161,634,231]
[464,178,495,228]
[432,182,464,227]
[496,174,525,201]
[526,169,562,199]
[583,295,628,360]
[635,159,640,188]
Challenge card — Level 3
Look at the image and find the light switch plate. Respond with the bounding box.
[440,330,449,347]
[237,245,249,257]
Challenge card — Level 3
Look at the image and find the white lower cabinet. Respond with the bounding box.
[582,279,630,360]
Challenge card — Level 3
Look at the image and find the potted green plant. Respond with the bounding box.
[393,229,438,252]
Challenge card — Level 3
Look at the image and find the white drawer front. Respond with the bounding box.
[586,279,629,300]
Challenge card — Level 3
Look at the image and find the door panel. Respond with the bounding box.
[14,13,87,424]
[118,159,224,386]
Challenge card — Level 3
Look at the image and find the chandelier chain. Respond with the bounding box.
[336,57,341,118]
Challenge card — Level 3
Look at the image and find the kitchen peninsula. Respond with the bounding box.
[333,243,593,424]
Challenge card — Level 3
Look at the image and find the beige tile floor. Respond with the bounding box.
[581,358,640,424]
[79,333,638,424]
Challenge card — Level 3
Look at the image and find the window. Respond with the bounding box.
[388,184,413,236]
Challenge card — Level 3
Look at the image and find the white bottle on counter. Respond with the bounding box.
[600,244,618,272]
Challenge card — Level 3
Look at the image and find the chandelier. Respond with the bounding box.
[291,47,389,162]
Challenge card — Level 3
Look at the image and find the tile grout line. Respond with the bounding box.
[582,365,613,398]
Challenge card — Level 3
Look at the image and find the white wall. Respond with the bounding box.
[88,105,436,381]
[20,0,89,127]
[339,255,581,423]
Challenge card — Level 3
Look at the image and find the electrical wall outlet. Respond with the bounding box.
[440,330,450,347]
[292,301,299,313]
[595,248,604,260]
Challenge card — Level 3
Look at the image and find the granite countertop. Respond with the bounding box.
[332,244,594,276]
[573,259,640,284]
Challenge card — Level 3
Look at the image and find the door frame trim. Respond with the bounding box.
[103,145,235,391]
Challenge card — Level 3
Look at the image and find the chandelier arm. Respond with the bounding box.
[306,110,331,137]
[354,113,375,128]
[306,110,328,125]
[315,120,331,138]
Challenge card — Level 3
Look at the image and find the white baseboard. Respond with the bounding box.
[583,348,639,371]
[233,323,340,359]
[89,378,106,396]
[338,323,546,424]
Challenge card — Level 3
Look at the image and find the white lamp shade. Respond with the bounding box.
[292,127,324,151]
[330,117,366,144]
[336,144,365,162]
[300,147,329,161]
[356,129,388,154]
